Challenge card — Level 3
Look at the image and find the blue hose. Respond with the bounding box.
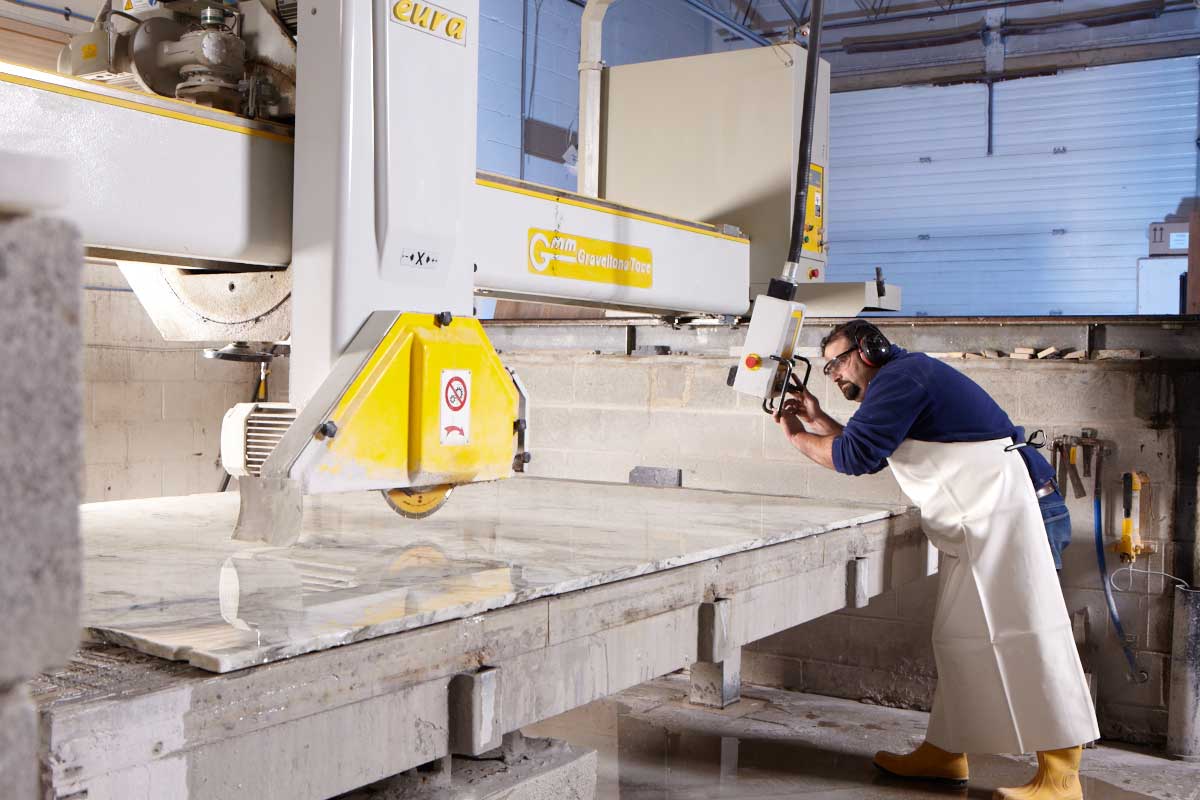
[1093,483,1148,682]
[4,0,95,23]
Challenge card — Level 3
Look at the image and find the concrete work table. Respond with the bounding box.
[33,478,931,799]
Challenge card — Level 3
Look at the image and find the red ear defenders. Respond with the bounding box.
[856,326,893,368]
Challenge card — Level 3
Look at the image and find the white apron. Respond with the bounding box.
[887,437,1099,754]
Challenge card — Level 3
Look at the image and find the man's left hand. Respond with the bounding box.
[776,397,808,440]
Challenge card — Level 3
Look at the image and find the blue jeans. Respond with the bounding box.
[1039,489,1071,570]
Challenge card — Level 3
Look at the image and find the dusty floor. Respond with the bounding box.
[525,676,1200,800]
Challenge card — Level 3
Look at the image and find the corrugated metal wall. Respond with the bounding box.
[828,57,1198,315]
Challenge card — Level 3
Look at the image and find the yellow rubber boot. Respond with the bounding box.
[993,746,1083,800]
[873,741,969,785]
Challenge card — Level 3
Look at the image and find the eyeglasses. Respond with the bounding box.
[822,346,857,377]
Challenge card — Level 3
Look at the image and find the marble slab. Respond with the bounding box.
[81,478,903,673]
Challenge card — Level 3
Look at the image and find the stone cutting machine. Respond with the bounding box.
[1,0,892,543]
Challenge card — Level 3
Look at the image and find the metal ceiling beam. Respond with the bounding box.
[679,0,772,45]
[778,0,804,25]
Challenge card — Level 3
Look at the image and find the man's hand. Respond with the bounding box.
[789,386,823,425]
[773,386,839,470]
[776,396,808,441]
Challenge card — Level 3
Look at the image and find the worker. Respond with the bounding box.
[775,319,1098,800]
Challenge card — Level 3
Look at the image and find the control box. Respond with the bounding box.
[731,295,806,402]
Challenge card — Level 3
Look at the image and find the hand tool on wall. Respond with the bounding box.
[1081,427,1096,478]
[1066,438,1087,499]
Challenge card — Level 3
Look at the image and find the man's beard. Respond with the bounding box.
[838,381,861,401]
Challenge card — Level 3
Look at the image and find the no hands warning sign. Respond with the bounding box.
[440,370,471,445]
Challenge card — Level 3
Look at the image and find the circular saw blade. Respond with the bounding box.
[382,485,454,519]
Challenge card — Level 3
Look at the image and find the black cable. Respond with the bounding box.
[784,0,824,266]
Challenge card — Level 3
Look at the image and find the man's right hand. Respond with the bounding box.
[788,386,823,424]
[782,385,845,438]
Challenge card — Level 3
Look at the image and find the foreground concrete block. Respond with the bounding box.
[0,216,82,685]
[0,687,36,800]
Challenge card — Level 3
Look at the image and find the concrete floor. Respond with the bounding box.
[525,675,1199,800]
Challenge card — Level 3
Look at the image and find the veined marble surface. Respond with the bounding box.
[81,478,903,673]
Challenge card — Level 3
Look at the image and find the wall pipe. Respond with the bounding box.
[576,0,615,198]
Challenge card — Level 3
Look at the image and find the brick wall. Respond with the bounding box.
[503,345,1195,744]
[80,265,262,502]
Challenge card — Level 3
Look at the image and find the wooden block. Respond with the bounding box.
[1013,347,1037,355]
[1095,349,1142,360]
[1008,353,1033,360]
[1062,350,1086,360]
[1036,347,1059,359]
[964,352,986,360]
[981,350,1001,359]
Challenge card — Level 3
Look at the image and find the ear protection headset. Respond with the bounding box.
[854,322,893,368]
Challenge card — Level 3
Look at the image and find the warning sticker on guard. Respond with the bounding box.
[440,370,471,445]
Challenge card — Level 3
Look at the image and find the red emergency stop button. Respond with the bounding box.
[744,353,762,370]
[808,268,820,279]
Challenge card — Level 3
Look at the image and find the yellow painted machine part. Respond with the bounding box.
[320,314,519,488]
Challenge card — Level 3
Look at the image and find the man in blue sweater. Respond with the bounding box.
[776,319,1097,800]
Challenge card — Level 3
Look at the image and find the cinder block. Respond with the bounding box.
[748,615,936,676]
[954,363,1031,421]
[224,381,254,413]
[641,410,762,460]
[566,408,652,454]
[84,422,128,465]
[1099,701,1169,745]
[124,461,164,499]
[0,687,36,800]
[161,459,196,496]
[93,381,163,423]
[195,350,258,384]
[528,406,572,450]
[574,359,650,407]
[762,418,804,461]
[1146,593,1173,654]
[129,348,197,382]
[679,456,807,497]
[82,347,130,382]
[0,216,82,684]
[740,649,805,692]
[1018,368,1140,424]
[683,363,739,411]
[807,465,904,505]
[504,358,574,406]
[648,361,689,407]
[896,575,939,623]
[162,380,228,423]
[110,291,165,347]
[194,420,222,462]
[127,420,197,462]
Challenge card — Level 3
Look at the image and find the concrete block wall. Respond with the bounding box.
[81,264,259,502]
[504,346,1195,744]
[478,0,711,190]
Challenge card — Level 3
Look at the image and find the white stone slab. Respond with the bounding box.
[82,478,900,673]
